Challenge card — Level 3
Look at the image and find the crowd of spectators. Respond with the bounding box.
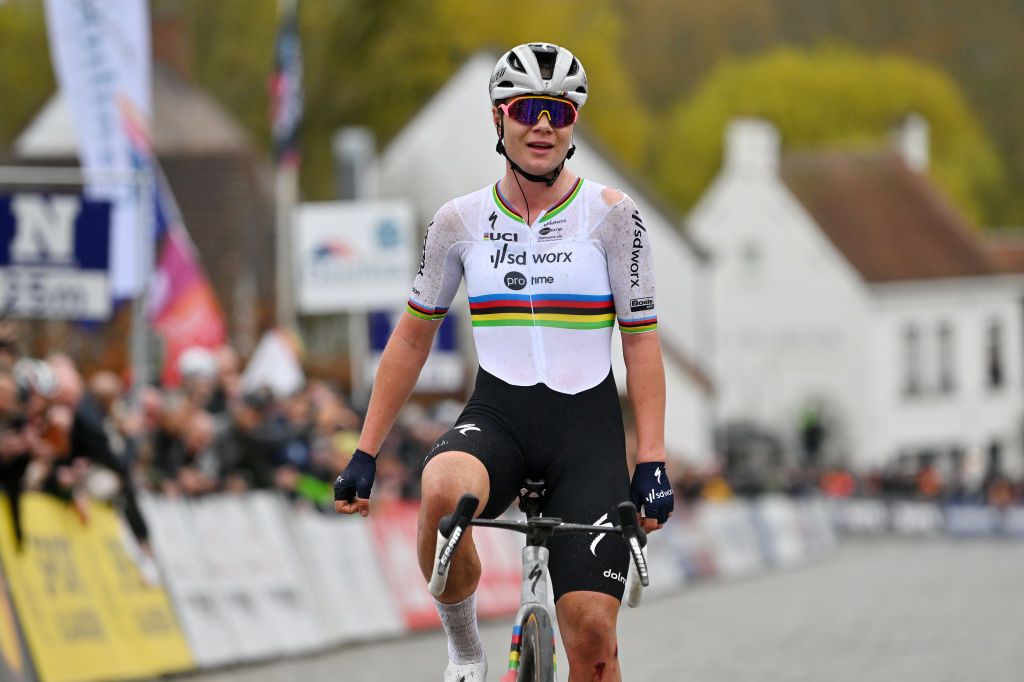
[0,323,463,549]
[2,321,1023,551]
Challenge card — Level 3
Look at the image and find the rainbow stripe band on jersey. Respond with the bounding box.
[492,178,582,224]
[618,316,658,333]
[406,299,448,320]
[470,293,615,330]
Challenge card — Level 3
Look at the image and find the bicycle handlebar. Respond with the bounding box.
[428,493,651,605]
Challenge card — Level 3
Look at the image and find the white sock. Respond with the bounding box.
[435,593,485,665]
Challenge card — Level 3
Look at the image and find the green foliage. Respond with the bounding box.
[653,45,1009,225]
[0,0,54,159]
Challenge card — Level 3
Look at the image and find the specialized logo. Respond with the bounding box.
[655,467,662,485]
[490,243,526,268]
[630,297,654,312]
[454,423,481,435]
[416,221,431,276]
[603,569,626,585]
[529,564,543,596]
[504,271,527,291]
[589,513,614,556]
[630,210,646,289]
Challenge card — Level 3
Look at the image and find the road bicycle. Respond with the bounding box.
[428,479,650,681]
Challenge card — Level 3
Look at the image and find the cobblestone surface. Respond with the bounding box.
[185,539,1024,681]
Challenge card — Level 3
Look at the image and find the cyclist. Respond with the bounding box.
[335,42,674,681]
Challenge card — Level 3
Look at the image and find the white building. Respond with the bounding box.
[689,116,1024,479]
[372,54,715,464]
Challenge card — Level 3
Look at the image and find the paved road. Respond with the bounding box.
[184,539,1024,681]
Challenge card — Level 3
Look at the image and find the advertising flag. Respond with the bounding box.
[43,0,152,299]
[148,170,227,386]
[270,0,303,167]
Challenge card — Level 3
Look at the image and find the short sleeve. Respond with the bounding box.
[593,196,658,333]
[406,201,465,321]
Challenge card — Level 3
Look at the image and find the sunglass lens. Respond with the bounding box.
[509,98,576,128]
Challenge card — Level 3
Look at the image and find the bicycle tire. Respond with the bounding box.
[513,605,556,682]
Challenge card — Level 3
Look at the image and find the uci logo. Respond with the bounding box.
[504,271,527,291]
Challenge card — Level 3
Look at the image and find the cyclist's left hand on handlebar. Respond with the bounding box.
[334,449,376,517]
[630,461,674,531]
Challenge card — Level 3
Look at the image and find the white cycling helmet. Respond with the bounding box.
[489,42,588,108]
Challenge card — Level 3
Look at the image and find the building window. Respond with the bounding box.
[987,321,1004,390]
[938,322,955,394]
[903,324,922,396]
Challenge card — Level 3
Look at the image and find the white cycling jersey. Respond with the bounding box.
[407,178,658,394]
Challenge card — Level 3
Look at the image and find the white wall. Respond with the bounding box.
[691,118,1024,476]
[689,121,872,462]
[866,279,1024,477]
[374,54,713,463]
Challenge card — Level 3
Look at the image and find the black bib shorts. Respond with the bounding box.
[425,367,631,602]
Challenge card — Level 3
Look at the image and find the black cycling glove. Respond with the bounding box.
[333,449,377,502]
[630,461,675,524]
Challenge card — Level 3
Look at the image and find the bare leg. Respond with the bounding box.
[556,592,622,682]
[417,450,491,602]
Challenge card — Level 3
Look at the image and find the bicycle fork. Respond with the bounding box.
[506,545,557,677]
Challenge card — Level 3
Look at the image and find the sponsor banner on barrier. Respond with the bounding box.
[241,494,328,654]
[0,495,192,682]
[138,495,238,667]
[641,529,689,599]
[833,499,889,534]
[754,496,807,568]
[467,523,521,619]
[187,496,292,661]
[369,502,440,630]
[662,511,717,581]
[890,502,944,536]
[368,502,524,629]
[698,501,766,579]
[798,498,838,554]
[945,505,1003,537]
[292,509,404,644]
[1003,507,1024,537]
[0,567,32,682]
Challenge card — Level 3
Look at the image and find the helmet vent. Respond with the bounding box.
[498,81,514,89]
[567,59,580,76]
[534,51,556,80]
[507,53,525,73]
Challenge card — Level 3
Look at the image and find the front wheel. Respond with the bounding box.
[512,605,556,682]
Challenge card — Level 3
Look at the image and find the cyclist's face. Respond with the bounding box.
[493,102,574,176]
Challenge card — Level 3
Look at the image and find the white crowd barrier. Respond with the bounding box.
[829,498,1024,539]
[128,493,841,675]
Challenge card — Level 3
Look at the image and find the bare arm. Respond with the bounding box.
[335,313,438,516]
[622,330,669,532]
[358,313,440,455]
[621,330,666,464]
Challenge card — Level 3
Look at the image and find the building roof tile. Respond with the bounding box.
[780,151,995,282]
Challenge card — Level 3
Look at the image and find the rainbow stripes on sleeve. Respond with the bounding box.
[618,315,658,333]
[469,293,615,330]
[406,299,448,321]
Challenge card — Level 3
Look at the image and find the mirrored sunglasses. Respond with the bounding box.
[499,96,578,129]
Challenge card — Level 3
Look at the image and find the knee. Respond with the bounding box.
[562,608,619,668]
[419,452,489,528]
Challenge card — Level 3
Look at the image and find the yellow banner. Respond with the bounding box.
[0,494,193,682]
